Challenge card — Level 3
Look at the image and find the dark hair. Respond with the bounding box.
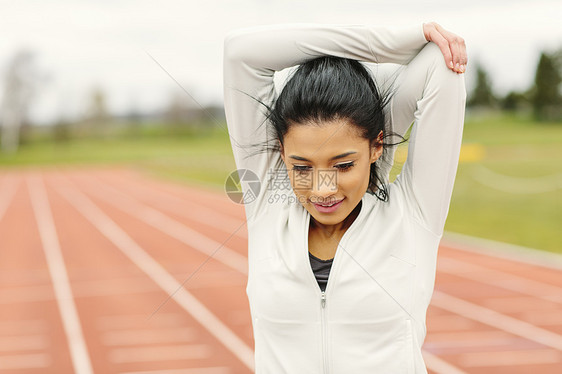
[238,55,408,202]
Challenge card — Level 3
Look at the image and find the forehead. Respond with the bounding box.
[283,119,367,159]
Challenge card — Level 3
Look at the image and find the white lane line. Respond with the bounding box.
[70,175,248,275]
[0,353,51,369]
[101,328,197,346]
[458,349,561,367]
[0,176,18,222]
[431,290,562,351]
[108,344,212,363]
[56,184,255,371]
[27,175,94,374]
[437,256,562,304]
[421,350,468,374]
[119,367,231,374]
[0,335,49,351]
[86,174,246,239]
[442,231,562,271]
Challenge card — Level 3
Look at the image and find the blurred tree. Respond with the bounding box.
[1,49,41,153]
[165,90,193,125]
[165,91,186,124]
[81,86,111,137]
[164,89,204,136]
[125,95,143,137]
[84,87,109,121]
[468,62,497,108]
[531,50,562,121]
[126,95,142,122]
[501,90,529,111]
[52,119,71,143]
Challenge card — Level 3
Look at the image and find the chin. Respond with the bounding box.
[312,214,345,226]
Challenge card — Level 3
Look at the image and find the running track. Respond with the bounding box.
[0,166,561,373]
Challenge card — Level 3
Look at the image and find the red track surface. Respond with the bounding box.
[0,166,560,373]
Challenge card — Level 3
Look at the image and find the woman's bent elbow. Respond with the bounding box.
[422,42,467,101]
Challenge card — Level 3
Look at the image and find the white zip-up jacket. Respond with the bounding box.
[223,22,466,374]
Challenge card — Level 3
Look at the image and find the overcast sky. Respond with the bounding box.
[2,0,561,124]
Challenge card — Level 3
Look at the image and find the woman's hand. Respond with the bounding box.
[423,22,467,74]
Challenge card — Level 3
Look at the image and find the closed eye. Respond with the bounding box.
[291,162,355,173]
[335,162,355,172]
[292,165,312,173]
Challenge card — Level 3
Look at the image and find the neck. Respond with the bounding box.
[310,200,362,239]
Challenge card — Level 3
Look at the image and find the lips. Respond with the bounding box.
[311,198,345,213]
[315,199,343,207]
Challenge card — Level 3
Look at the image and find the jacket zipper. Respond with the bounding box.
[305,199,365,374]
[321,290,328,374]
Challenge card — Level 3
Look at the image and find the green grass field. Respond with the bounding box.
[1,113,561,254]
[443,112,561,254]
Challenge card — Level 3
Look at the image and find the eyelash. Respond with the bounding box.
[292,162,355,173]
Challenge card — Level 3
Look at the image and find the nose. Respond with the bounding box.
[311,169,338,203]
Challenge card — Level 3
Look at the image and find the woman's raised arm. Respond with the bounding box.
[374,22,467,186]
[391,41,467,237]
[223,23,429,221]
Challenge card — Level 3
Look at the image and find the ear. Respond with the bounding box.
[370,131,384,164]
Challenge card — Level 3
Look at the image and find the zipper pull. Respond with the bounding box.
[321,291,326,308]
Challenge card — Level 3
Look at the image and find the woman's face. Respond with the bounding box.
[280,118,383,227]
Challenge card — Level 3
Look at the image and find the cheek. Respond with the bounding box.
[340,168,369,190]
[351,160,371,180]
[330,165,369,195]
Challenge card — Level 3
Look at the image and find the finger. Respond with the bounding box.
[434,24,467,73]
[459,38,468,72]
[433,23,454,39]
[437,29,461,73]
[430,31,454,70]
[450,36,462,73]
[452,35,467,73]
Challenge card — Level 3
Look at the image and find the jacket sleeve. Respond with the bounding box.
[391,42,467,237]
[223,23,429,222]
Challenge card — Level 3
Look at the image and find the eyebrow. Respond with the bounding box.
[288,151,357,162]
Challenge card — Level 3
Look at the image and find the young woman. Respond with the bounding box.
[223,21,467,373]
